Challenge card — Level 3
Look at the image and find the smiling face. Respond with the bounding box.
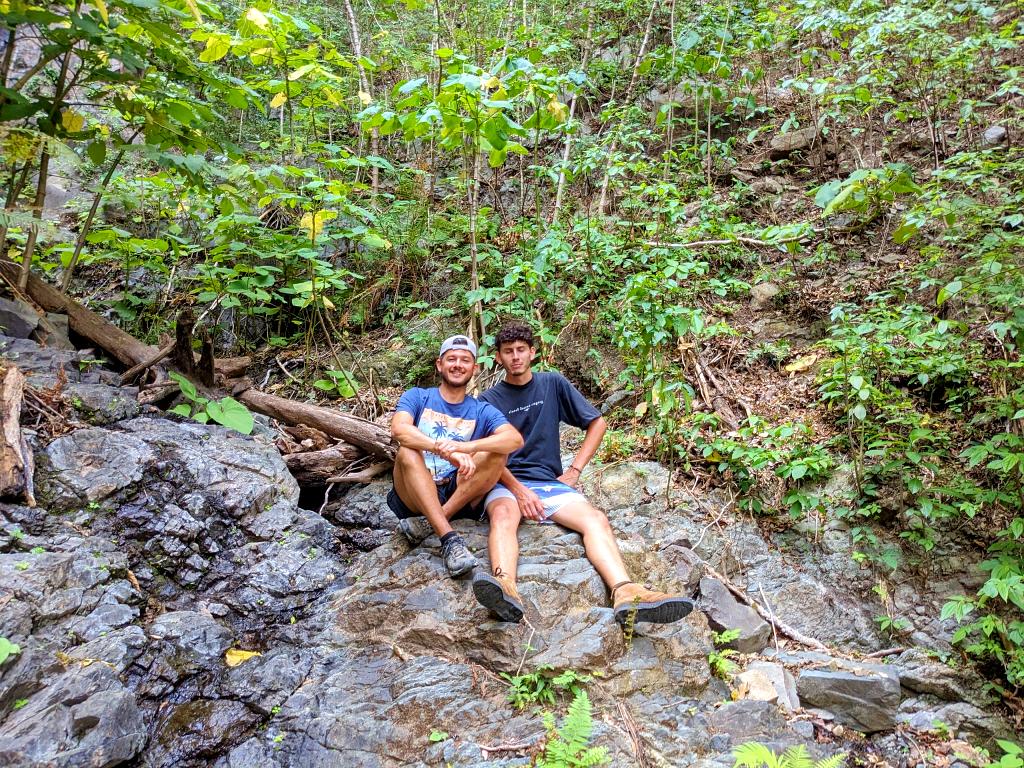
[436,349,477,387]
[495,340,535,378]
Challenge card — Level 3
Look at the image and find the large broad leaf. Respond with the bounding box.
[206,397,254,435]
[0,637,21,665]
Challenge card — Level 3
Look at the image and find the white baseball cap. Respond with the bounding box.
[438,334,478,359]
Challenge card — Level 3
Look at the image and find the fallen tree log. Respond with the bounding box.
[284,443,362,485]
[0,366,35,506]
[238,388,396,460]
[1,258,248,378]
[1,258,156,368]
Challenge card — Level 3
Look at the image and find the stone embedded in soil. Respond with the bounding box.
[699,576,772,654]
[769,126,821,158]
[750,282,782,309]
[982,125,1008,146]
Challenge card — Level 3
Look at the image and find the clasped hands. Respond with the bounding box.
[432,438,475,478]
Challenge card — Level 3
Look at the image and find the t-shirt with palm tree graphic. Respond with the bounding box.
[395,387,509,480]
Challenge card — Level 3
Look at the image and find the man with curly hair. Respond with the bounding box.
[472,321,694,626]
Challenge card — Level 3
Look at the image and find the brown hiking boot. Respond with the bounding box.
[611,581,694,625]
[472,568,524,623]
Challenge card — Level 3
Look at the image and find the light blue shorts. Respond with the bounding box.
[484,480,587,521]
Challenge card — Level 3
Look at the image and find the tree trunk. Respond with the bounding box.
[343,0,379,196]
[283,442,363,485]
[237,388,396,460]
[17,149,49,290]
[1,258,243,378]
[551,12,594,226]
[596,0,659,215]
[0,366,35,506]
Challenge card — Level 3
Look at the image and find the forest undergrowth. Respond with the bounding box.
[1,0,1023,731]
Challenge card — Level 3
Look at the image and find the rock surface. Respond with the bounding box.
[0,334,1015,764]
[699,577,772,654]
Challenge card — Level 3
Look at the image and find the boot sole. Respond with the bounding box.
[472,573,524,623]
[615,597,695,625]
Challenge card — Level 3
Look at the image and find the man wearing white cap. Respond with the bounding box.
[389,334,524,577]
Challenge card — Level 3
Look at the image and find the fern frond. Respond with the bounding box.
[815,752,847,768]
[782,745,814,768]
[733,741,779,768]
[579,746,611,766]
[559,690,594,754]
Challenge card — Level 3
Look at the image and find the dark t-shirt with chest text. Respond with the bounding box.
[481,371,601,481]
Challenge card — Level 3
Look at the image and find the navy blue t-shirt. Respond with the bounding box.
[481,371,600,481]
[395,387,509,481]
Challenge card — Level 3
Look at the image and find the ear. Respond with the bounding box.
[435,357,443,372]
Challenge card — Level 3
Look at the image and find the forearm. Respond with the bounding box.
[392,424,438,453]
[570,416,607,472]
[465,428,523,456]
[499,467,528,493]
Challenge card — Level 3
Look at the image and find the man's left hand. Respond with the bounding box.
[449,452,476,479]
[558,466,582,488]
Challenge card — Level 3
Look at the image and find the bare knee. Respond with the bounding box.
[395,446,425,469]
[579,506,613,537]
[488,501,521,531]
[473,451,507,473]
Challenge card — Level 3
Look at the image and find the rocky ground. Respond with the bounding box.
[0,332,1015,767]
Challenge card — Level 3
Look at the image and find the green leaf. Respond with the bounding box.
[86,141,106,165]
[206,397,254,435]
[169,371,198,401]
[936,280,963,306]
[0,637,22,665]
[200,35,231,63]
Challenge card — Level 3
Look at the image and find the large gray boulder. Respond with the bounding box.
[699,577,772,653]
[791,654,901,733]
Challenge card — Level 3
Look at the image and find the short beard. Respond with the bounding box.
[439,370,472,388]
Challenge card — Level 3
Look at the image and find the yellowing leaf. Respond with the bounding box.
[299,209,337,240]
[784,353,819,374]
[61,110,85,132]
[245,7,270,28]
[358,90,372,105]
[322,295,335,310]
[547,99,568,122]
[200,36,231,63]
[225,648,261,667]
[269,92,288,109]
[288,64,315,81]
[481,75,500,90]
[323,88,342,107]
[634,401,648,418]
[93,0,108,24]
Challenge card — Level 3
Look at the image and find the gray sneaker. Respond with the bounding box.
[440,535,478,578]
[398,516,434,546]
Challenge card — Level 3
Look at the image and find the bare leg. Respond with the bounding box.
[441,451,506,517]
[392,447,452,537]
[548,501,630,588]
[484,498,522,580]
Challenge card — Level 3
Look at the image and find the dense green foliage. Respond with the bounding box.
[2,0,1022,698]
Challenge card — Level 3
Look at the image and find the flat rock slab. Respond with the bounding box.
[699,577,771,653]
[793,658,900,733]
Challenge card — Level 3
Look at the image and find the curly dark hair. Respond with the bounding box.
[494,321,535,349]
